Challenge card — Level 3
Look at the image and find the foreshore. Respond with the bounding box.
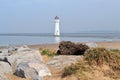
[96,41,120,49]
[0,41,120,50]
[28,41,120,50]
[0,41,120,80]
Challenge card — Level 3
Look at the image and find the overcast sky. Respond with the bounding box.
[0,0,120,33]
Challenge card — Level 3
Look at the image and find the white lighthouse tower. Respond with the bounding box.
[54,16,60,36]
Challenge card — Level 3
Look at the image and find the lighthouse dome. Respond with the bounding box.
[55,16,59,20]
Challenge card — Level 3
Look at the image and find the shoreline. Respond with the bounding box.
[28,41,120,50]
[0,41,120,50]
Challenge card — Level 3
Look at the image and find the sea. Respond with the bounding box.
[0,32,120,46]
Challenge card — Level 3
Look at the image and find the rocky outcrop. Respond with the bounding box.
[0,45,51,80]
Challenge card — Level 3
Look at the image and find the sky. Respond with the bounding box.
[0,0,120,33]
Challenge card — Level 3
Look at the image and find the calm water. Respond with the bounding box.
[0,33,120,46]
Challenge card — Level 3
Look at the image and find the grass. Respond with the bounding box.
[62,63,78,77]
[62,48,120,79]
[84,48,112,66]
[110,49,120,62]
[39,48,56,57]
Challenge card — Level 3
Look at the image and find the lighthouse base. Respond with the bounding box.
[54,35,60,37]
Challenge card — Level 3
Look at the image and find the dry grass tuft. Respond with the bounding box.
[84,48,113,66]
[62,48,120,80]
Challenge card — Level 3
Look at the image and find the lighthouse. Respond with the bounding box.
[54,16,60,36]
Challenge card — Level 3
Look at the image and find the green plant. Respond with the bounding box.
[85,48,120,78]
[40,49,56,57]
[62,63,78,77]
[110,49,120,57]
[62,61,91,78]
[62,48,120,79]
[84,48,113,66]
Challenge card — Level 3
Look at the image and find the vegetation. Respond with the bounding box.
[39,48,56,57]
[62,63,78,77]
[62,48,120,79]
[84,48,112,66]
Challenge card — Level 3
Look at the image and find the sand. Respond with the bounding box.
[28,41,120,50]
[96,41,120,49]
[28,43,59,51]
[0,41,119,51]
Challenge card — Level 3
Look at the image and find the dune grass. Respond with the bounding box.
[62,48,120,79]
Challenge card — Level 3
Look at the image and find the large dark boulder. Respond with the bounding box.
[57,41,89,55]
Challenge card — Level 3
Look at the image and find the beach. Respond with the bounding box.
[0,41,120,80]
[96,41,120,49]
[28,41,120,50]
[28,41,120,80]
[0,41,119,51]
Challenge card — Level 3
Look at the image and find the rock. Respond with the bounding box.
[7,47,50,79]
[0,45,51,80]
[15,62,51,80]
[0,50,2,53]
[58,41,89,55]
[0,61,13,80]
[17,45,30,52]
[0,74,8,80]
[28,62,51,77]
[7,45,30,53]
[7,50,43,66]
[15,62,39,79]
[47,55,83,69]
[0,61,12,73]
[8,46,17,52]
[0,49,10,56]
[0,57,11,65]
[85,42,97,48]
